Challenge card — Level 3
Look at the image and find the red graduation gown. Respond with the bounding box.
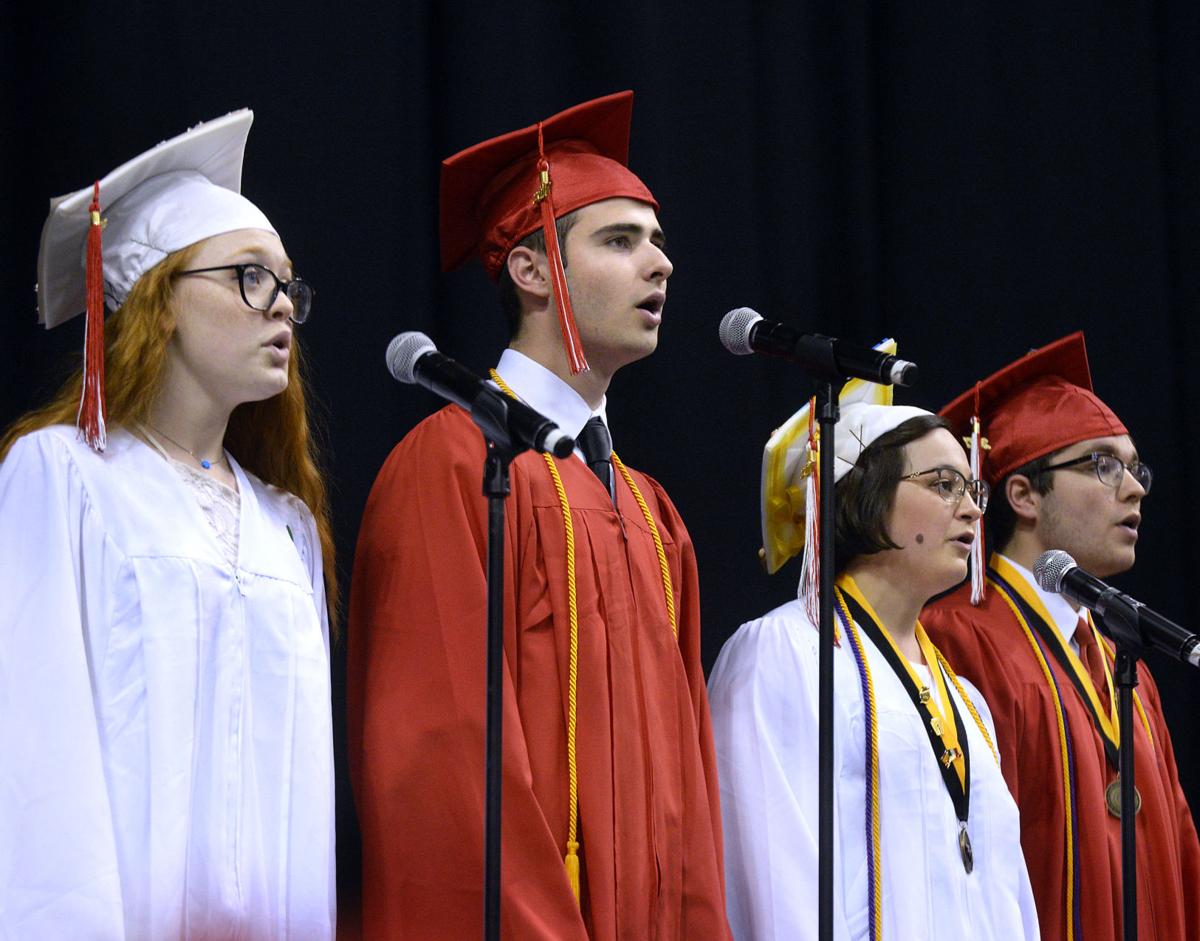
[923,569,1200,941]
[347,405,730,940]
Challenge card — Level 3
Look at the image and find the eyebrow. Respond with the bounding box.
[230,244,294,277]
[589,222,667,249]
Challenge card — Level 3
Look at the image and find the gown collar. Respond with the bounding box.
[996,553,1085,650]
[495,348,609,443]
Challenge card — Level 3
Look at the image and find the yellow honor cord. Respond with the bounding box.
[489,370,676,903]
[992,556,1154,750]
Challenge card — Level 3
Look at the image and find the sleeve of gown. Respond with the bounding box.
[707,615,846,941]
[346,410,588,941]
[0,432,126,939]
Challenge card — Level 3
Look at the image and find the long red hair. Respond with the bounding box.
[1,242,340,632]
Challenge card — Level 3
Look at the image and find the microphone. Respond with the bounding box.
[1034,549,1200,668]
[719,307,918,386]
[386,332,575,459]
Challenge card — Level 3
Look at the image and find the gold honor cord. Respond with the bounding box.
[837,575,995,873]
[489,369,677,903]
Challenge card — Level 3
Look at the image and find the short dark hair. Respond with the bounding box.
[833,413,953,572]
[496,211,580,338]
[987,453,1055,551]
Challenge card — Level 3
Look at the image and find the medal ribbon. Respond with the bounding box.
[836,576,972,828]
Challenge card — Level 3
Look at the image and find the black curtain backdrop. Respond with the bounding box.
[6,0,1200,912]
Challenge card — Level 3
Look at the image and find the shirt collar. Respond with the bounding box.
[494,348,609,442]
[997,552,1085,646]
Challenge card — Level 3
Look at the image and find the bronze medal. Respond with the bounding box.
[1105,778,1142,818]
[958,824,974,873]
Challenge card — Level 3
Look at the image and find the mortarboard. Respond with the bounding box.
[439,91,657,374]
[760,340,931,621]
[36,110,276,450]
[939,331,1127,603]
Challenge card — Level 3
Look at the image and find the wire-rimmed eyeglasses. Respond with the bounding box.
[1042,452,1152,494]
[178,263,314,324]
[899,466,990,512]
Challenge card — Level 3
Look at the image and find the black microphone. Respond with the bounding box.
[386,332,575,459]
[719,307,918,387]
[1034,549,1200,668]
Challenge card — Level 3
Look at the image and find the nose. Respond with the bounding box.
[646,242,673,282]
[1118,467,1147,500]
[958,491,984,522]
[268,286,295,321]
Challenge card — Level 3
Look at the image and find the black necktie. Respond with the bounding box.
[578,416,615,504]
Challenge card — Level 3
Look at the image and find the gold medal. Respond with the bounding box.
[1105,778,1142,818]
[958,824,974,873]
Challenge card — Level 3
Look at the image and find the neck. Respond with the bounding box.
[844,562,926,663]
[509,334,613,410]
[147,380,232,462]
[997,532,1042,575]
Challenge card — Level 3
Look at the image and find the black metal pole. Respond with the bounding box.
[482,441,513,941]
[1115,648,1139,941]
[817,381,839,941]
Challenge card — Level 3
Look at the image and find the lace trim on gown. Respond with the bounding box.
[140,428,241,569]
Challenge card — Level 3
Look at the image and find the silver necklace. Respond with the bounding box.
[144,422,223,471]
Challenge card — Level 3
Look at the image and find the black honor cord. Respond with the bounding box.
[840,590,975,873]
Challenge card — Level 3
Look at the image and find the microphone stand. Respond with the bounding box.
[816,378,839,941]
[790,335,847,941]
[468,397,523,941]
[1093,593,1144,941]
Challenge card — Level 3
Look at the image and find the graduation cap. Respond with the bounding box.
[36,109,275,449]
[939,331,1127,603]
[439,91,658,374]
[760,340,932,622]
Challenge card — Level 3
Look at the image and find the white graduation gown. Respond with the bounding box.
[708,598,1039,941]
[0,426,335,940]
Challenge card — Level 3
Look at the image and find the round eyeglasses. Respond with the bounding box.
[1041,452,1152,494]
[178,263,314,324]
[899,466,990,512]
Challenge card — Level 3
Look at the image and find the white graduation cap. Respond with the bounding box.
[35,109,276,449]
[759,340,931,619]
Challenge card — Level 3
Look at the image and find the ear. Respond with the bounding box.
[1005,474,1042,524]
[506,245,551,301]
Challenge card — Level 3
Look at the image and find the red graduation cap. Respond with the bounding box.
[941,331,1127,486]
[439,91,658,374]
[940,331,1127,604]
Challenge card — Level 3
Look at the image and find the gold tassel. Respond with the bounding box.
[565,840,581,902]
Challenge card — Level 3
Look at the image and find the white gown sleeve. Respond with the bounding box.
[708,610,849,941]
[0,432,126,939]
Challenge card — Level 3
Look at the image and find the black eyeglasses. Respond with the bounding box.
[899,466,990,512]
[1042,452,1152,494]
[178,263,314,324]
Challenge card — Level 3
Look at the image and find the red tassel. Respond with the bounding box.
[78,181,107,450]
[533,124,588,375]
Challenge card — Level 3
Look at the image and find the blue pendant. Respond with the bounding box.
[200,459,212,469]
